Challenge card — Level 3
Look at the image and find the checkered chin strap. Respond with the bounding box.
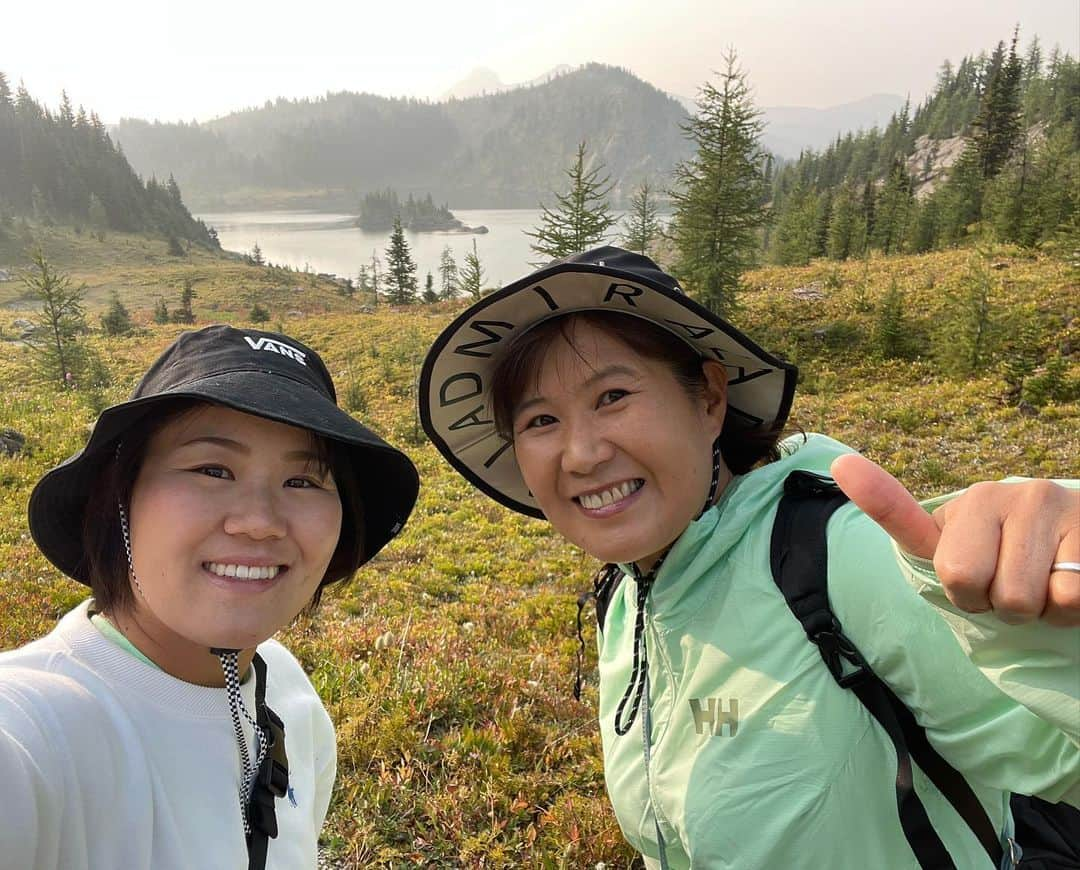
[117,502,271,840]
[211,647,271,836]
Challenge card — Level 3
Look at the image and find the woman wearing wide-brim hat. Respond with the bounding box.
[0,324,419,870]
[420,246,1079,868]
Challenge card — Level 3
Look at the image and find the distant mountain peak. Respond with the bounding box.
[441,64,575,101]
[760,93,905,158]
[442,67,504,101]
[523,64,574,87]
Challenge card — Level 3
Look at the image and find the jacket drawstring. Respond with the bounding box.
[608,436,724,735]
[613,564,660,734]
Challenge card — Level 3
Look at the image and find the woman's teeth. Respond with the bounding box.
[205,562,280,580]
[579,480,642,510]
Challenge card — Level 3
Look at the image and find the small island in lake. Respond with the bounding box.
[355,189,487,234]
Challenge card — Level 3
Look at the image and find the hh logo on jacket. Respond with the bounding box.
[689,697,739,736]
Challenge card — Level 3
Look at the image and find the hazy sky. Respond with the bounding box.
[3,0,1077,123]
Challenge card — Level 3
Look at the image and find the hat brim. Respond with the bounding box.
[419,260,796,518]
[29,370,419,585]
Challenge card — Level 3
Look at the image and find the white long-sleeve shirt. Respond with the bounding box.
[0,600,336,870]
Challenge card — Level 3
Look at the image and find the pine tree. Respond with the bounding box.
[1023,352,1078,406]
[100,291,133,336]
[874,277,908,359]
[936,252,996,375]
[983,143,1029,244]
[21,250,89,386]
[526,141,615,262]
[1001,306,1042,403]
[153,298,169,324]
[172,280,196,324]
[936,147,985,245]
[811,189,833,258]
[458,239,485,301]
[770,182,817,266]
[384,216,417,304]
[826,184,863,260]
[250,242,265,266]
[1023,128,1080,246]
[369,251,382,302]
[861,179,877,243]
[249,302,270,323]
[670,51,769,314]
[972,33,1024,180]
[167,174,183,204]
[622,181,661,255]
[1021,36,1047,121]
[422,271,437,303]
[355,264,372,299]
[909,194,941,253]
[871,159,914,254]
[438,245,458,300]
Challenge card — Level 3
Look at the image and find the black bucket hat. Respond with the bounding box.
[418,246,797,518]
[29,324,419,585]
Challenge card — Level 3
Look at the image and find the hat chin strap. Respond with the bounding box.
[117,501,147,601]
[210,646,270,837]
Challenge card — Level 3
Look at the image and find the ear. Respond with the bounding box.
[700,360,728,438]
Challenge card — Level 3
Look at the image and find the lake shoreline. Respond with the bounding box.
[196,207,625,290]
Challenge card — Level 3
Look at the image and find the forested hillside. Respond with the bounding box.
[113,64,691,208]
[0,75,215,246]
[766,34,1079,262]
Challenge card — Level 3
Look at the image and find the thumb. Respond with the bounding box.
[830,453,941,560]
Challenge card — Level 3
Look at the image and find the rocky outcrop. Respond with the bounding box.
[12,318,36,340]
[906,135,966,200]
[905,123,1049,201]
[0,429,26,457]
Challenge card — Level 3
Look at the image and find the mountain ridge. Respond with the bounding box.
[114,64,692,209]
[112,64,905,210]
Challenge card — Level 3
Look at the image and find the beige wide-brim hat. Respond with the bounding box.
[419,246,797,518]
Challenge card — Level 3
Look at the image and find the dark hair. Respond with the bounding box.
[489,310,785,474]
[81,399,365,616]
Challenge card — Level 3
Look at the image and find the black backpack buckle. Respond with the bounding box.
[261,708,289,800]
[809,618,872,688]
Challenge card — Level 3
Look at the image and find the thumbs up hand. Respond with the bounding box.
[830,453,1079,627]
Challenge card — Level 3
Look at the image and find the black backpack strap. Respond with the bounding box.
[246,653,290,870]
[771,470,1004,869]
[594,563,624,632]
[574,564,625,701]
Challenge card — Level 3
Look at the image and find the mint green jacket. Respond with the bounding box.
[597,434,1079,869]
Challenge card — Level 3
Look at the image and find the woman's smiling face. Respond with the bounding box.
[510,319,728,569]
[120,404,343,680]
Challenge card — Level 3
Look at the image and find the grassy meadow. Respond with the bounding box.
[0,228,1077,867]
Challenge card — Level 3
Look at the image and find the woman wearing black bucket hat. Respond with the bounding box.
[420,247,1078,868]
[0,325,418,870]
